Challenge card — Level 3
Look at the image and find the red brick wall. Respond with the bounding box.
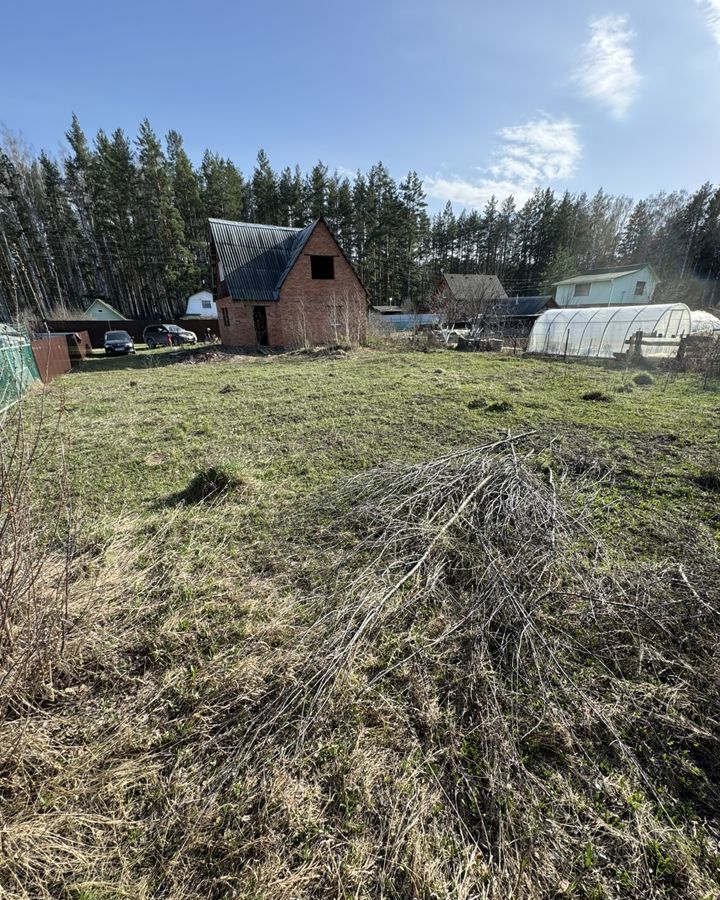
[216,299,286,349]
[217,221,368,349]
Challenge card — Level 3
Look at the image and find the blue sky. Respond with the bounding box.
[2,0,719,212]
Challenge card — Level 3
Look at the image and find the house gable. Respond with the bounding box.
[280,219,368,302]
[83,299,125,320]
[438,273,508,302]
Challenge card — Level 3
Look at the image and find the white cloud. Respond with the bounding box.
[424,117,582,209]
[573,15,640,118]
[697,0,720,48]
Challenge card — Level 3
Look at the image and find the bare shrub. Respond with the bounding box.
[0,405,73,725]
[284,290,367,351]
[676,335,720,387]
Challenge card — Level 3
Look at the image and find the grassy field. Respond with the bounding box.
[48,345,720,560]
[2,345,720,899]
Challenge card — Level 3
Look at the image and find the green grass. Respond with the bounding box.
[42,345,720,549]
[5,345,720,900]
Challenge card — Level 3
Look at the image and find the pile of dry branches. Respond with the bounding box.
[188,435,719,898]
[1,430,718,899]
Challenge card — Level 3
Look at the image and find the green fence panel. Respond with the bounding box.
[0,343,40,413]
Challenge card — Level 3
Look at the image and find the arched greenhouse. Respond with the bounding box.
[526,303,693,360]
[690,310,720,334]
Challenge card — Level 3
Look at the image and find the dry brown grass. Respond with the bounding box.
[1,421,719,899]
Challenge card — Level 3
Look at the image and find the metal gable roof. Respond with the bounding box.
[553,270,643,286]
[83,298,125,319]
[553,263,659,287]
[209,218,317,301]
[441,273,508,300]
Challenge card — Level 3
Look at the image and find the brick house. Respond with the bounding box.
[210,217,368,349]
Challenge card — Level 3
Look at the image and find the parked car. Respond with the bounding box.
[143,324,198,349]
[104,330,135,355]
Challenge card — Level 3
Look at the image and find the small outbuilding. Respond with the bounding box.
[434,273,507,323]
[527,303,693,359]
[83,299,125,321]
[482,296,557,337]
[184,290,216,317]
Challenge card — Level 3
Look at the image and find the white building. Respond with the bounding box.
[553,264,659,308]
[184,290,216,317]
[83,299,125,321]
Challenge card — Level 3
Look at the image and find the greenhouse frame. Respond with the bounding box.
[526,303,693,360]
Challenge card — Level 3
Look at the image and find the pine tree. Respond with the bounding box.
[90,128,142,313]
[135,119,196,315]
[167,130,206,277]
[251,149,279,223]
[398,171,429,303]
[618,200,654,263]
[277,166,296,226]
[305,161,328,219]
[200,152,246,221]
[38,152,84,311]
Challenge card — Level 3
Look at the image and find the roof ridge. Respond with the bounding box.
[208,217,302,232]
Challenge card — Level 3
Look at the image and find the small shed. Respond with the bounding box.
[185,290,216,317]
[434,273,508,323]
[83,299,125,321]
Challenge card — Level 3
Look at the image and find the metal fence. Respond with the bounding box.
[0,342,40,414]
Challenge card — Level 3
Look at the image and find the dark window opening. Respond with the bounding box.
[222,307,230,327]
[310,255,335,279]
[634,280,647,296]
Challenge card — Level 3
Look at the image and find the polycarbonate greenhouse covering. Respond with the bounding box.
[527,303,695,359]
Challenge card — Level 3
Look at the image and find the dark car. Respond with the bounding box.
[104,330,135,355]
[143,324,198,349]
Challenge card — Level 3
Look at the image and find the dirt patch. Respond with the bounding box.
[144,451,168,467]
[691,470,720,493]
[486,399,514,412]
[177,349,239,365]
